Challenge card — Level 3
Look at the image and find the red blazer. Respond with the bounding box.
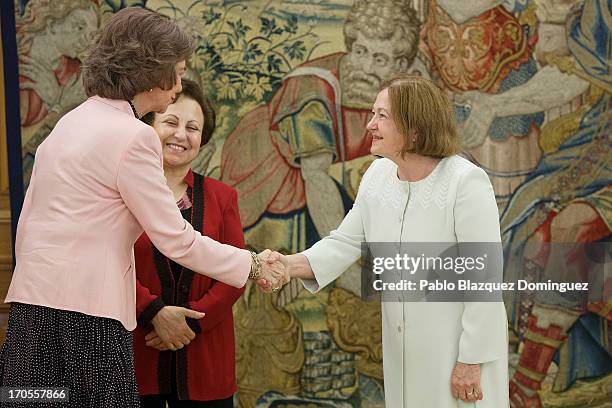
[133,170,245,401]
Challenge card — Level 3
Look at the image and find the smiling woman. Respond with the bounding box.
[142,78,215,175]
[154,99,203,170]
[135,79,244,407]
[141,79,213,194]
[368,76,459,160]
[268,74,510,408]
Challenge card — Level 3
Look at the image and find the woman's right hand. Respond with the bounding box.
[257,251,290,292]
[150,306,205,350]
[144,330,169,351]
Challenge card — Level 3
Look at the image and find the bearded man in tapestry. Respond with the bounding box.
[220,0,428,257]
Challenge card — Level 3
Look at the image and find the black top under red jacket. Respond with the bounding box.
[133,170,245,401]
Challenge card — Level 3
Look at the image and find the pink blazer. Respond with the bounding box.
[6,96,251,330]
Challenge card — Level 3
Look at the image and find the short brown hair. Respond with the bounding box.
[344,0,420,65]
[82,7,193,100]
[142,78,216,147]
[381,75,460,158]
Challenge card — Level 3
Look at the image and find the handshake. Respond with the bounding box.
[251,249,291,293]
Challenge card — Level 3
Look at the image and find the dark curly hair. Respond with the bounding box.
[82,7,194,100]
[142,78,216,147]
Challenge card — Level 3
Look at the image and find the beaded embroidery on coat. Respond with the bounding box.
[359,157,473,211]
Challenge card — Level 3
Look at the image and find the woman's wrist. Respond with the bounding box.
[248,251,262,280]
[287,254,315,280]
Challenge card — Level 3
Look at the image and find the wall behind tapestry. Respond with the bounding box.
[9,0,611,407]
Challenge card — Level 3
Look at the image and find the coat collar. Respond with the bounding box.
[183,168,195,189]
[89,95,134,116]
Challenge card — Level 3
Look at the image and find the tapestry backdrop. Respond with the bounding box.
[10,0,612,406]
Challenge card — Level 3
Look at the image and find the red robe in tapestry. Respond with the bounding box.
[424,0,531,93]
[133,170,245,401]
[220,52,372,228]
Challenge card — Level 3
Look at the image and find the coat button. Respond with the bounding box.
[397,325,402,333]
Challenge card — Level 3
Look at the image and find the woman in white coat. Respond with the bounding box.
[267,75,509,407]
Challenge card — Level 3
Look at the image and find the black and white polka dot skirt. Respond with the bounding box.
[0,303,140,407]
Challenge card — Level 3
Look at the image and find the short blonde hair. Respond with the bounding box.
[381,75,460,158]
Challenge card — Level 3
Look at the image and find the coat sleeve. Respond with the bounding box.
[185,189,246,333]
[136,277,165,327]
[454,166,508,364]
[116,127,251,288]
[299,161,378,292]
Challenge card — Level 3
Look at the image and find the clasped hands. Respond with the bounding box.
[147,305,204,351]
[254,250,290,293]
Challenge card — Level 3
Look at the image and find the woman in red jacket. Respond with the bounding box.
[133,78,244,407]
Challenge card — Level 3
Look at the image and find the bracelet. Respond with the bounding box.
[248,251,262,280]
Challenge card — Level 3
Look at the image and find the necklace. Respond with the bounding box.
[127,100,139,118]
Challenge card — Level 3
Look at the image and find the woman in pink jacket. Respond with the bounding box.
[0,8,284,408]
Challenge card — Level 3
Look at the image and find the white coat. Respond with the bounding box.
[302,156,509,407]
